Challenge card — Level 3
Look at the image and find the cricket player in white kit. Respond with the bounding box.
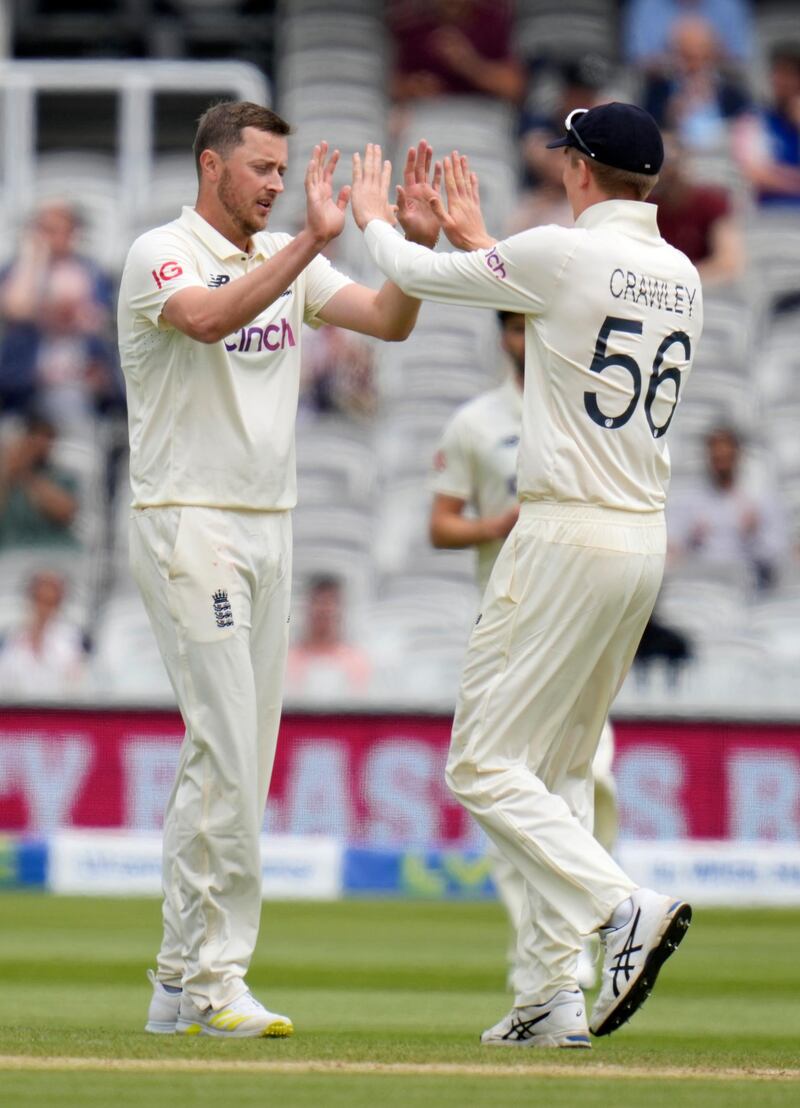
[352,103,701,1045]
[429,309,618,995]
[118,102,440,1037]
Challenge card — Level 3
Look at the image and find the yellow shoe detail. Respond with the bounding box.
[180,1023,202,1036]
[264,1021,294,1038]
[209,1012,248,1031]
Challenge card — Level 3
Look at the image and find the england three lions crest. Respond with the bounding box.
[212,589,234,629]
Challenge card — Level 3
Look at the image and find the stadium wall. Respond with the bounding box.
[1,708,799,904]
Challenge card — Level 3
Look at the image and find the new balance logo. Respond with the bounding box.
[212,590,234,629]
[611,908,644,997]
[207,273,231,287]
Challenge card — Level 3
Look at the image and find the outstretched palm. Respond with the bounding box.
[396,141,443,248]
[305,142,351,243]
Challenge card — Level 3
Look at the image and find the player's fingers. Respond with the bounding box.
[336,184,351,211]
[382,158,392,196]
[404,146,416,187]
[432,160,443,194]
[324,148,341,182]
[428,191,452,229]
[470,170,481,204]
[306,145,321,187]
[352,150,362,184]
[442,155,457,201]
[367,142,380,179]
[421,141,433,183]
[451,150,467,195]
[413,139,427,184]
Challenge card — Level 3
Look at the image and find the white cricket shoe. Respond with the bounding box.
[576,937,598,991]
[589,888,692,1037]
[481,989,591,1048]
[145,968,181,1034]
[176,990,294,1038]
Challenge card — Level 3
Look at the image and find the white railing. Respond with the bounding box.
[0,59,269,260]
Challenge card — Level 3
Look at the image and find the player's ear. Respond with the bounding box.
[199,148,222,182]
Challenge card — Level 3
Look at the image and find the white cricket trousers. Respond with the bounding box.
[445,502,665,1006]
[489,721,617,992]
[130,505,292,1010]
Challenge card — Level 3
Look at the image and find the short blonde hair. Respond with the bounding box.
[569,148,658,201]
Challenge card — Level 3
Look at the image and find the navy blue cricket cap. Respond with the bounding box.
[546,102,664,175]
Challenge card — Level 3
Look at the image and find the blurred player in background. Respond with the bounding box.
[352,102,701,1047]
[429,308,618,993]
[118,101,439,1039]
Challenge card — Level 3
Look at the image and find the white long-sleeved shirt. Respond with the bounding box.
[366,201,703,513]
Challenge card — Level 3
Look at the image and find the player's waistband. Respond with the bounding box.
[518,500,666,554]
[519,500,665,526]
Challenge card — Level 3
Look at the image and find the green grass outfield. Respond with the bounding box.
[1,895,798,1107]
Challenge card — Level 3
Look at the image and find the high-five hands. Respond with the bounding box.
[351,140,495,253]
[429,151,495,252]
[305,142,351,244]
[350,144,397,232]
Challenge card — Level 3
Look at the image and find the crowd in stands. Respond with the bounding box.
[1,0,800,706]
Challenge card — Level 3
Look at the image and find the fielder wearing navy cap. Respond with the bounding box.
[546,102,664,176]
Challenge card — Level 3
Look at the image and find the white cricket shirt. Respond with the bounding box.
[431,376,522,593]
[367,201,703,513]
[118,206,351,509]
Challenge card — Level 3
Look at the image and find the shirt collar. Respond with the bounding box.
[179,206,269,261]
[574,199,662,241]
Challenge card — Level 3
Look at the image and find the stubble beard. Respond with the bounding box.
[218,167,263,240]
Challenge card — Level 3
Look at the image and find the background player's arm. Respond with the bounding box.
[162,144,351,343]
[319,143,440,341]
[430,493,519,548]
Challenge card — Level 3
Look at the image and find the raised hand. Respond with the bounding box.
[305,142,351,244]
[350,143,396,231]
[395,140,443,248]
[429,150,495,252]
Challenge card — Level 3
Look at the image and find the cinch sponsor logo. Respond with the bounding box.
[484,247,507,280]
[224,318,296,353]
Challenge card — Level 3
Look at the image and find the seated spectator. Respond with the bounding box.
[650,133,744,285]
[623,0,752,70]
[668,425,789,590]
[642,16,751,151]
[0,201,119,429]
[388,0,525,104]
[734,46,800,207]
[0,570,86,699]
[298,325,377,423]
[0,413,79,549]
[508,56,607,233]
[285,575,372,701]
